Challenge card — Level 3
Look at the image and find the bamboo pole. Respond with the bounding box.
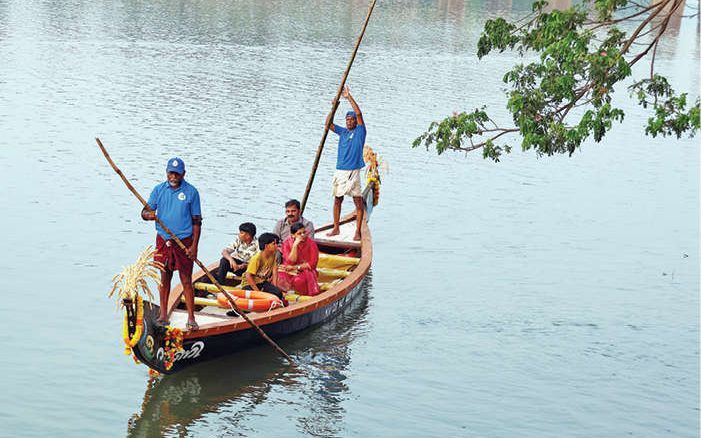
[96,137,295,365]
[300,0,378,214]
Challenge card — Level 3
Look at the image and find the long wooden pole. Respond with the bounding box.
[300,0,378,215]
[96,137,295,365]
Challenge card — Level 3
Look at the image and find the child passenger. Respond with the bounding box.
[239,233,284,301]
[278,223,321,296]
[216,222,258,284]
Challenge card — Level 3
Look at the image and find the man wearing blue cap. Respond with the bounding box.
[327,85,366,241]
[141,157,202,330]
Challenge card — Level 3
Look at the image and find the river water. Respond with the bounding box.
[0,0,698,436]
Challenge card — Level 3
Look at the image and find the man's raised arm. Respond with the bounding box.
[326,110,336,133]
[342,86,364,126]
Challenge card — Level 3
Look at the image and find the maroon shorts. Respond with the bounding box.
[155,234,194,277]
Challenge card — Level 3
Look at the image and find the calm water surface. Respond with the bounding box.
[0,1,698,436]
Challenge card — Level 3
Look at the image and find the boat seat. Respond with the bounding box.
[317,267,350,278]
[318,253,360,270]
[194,279,341,295]
[225,267,351,281]
[195,282,244,293]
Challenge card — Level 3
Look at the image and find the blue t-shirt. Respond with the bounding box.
[147,180,202,240]
[333,123,366,170]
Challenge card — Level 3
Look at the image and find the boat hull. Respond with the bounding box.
[132,275,367,374]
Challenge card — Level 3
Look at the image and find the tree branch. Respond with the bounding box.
[629,0,681,67]
[587,0,669,30]
[620,0,672,55]
[456,128,520,152]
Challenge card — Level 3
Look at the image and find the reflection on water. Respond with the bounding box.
[127,352,287,437]
[128,275,372,437]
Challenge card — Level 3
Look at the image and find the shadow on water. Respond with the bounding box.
[127,272,374,437]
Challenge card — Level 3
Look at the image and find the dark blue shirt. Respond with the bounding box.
[333,123,367,170]
[147,180,202,240]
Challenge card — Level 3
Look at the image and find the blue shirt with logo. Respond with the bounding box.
[147,180,202,240]
[333,123,366,170]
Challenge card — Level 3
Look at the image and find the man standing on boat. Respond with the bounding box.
[327,85,366,241]
[141,158,201,331]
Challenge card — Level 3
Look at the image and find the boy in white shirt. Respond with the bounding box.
[216,222,258,283]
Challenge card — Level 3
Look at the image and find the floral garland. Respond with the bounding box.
[363,145,383,206]
[122,295,144,356]
[162,327,184,371]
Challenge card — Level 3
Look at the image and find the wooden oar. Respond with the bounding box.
[96,137,295,365]
[300,0,378,215]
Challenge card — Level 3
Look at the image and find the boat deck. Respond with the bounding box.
[313,220,361,248]
[170,309,228,329]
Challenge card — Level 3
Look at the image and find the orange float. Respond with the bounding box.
[216,290,283,312]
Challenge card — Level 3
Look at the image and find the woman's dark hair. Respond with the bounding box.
[285,199,301,209]
[258,233,280,249]
[290,222,305,235]
[239,222,257,237]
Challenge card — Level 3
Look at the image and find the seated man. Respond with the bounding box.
[216,222,258,284]
[278,223,321,296]
[273,199,315,242]
[239,233,284,301]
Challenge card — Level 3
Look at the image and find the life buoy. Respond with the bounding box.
[216,290,283,312]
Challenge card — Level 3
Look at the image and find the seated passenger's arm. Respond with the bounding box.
[287,240,300,264]
[245,272,260,291]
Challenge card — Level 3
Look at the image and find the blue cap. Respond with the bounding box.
[166,157,185,174]
[345,111,357,119]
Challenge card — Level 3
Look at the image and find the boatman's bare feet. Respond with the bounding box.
[353,231,361,241]
[327,228,340,237]
[157,313,170,326]
[186,320,199,331]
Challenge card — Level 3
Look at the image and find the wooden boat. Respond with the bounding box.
[124,184,376,374]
